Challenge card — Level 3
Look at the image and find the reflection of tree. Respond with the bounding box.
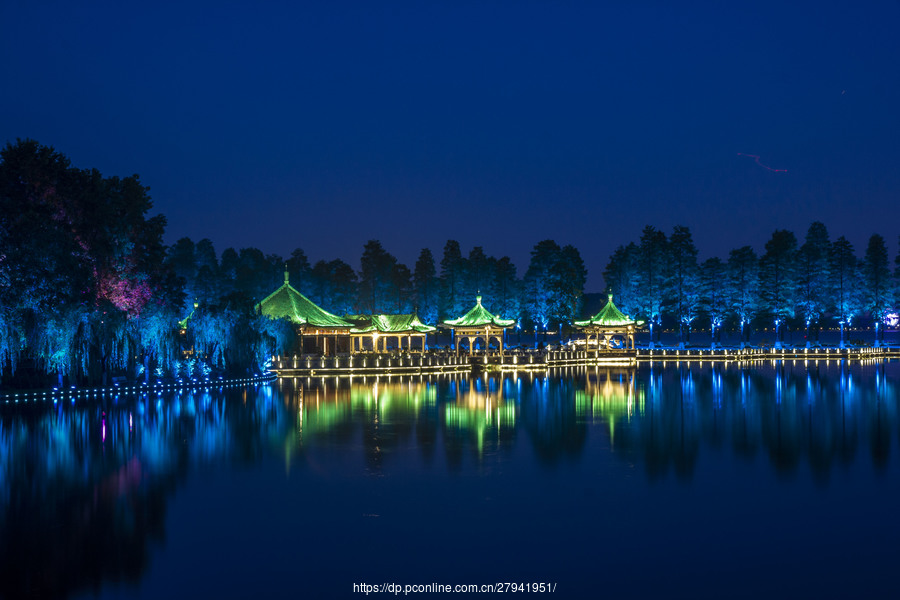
[618,360,896,483]
[519,374,586,466]
[0,385,290,599]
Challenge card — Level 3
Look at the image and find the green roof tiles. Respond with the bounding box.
[574,294,637,327]
[350,314,436,334]
[443,296,516,328]
[256,274,353,328]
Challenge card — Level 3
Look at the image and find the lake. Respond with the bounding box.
[1,360,898,599]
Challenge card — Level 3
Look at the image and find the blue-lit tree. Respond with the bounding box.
[311,259,357,315]
[636,226,668,345]
[667,226,700,343]
[439,240,467,319]
[602,242,640,319]
[700,257,728,345]
[862,234,891,344]
[726,246,759,345]
[491,256,520,326]
[829,236,861,347]
[759,230,798,345]
[413,248,440,324]
[796,222,831,343]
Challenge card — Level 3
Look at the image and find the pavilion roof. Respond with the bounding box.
[574,294,639,328]
[256,273,353,328]
[350,314,436,334]
[443,296,516,328]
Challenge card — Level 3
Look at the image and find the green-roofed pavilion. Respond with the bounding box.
[442,296,515,355]
[574,294,642,355]
[256,270,354,355]
[349,314,436,353]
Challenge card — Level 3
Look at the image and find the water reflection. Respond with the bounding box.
[0,361,899,597]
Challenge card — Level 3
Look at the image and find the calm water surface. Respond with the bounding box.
[2,361,899,599]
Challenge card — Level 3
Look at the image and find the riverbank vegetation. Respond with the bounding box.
[3,140,900,387]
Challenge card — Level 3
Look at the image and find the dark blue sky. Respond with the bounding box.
[3,1,898,289]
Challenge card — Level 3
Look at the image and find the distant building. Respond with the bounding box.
[443,296,515,355]
[256,270,354,355]
[574,294,641,354]
[349,314,436,353]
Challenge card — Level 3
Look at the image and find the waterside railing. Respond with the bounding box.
[273,346,900,377]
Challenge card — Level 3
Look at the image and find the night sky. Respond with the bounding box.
[3,1,898,289]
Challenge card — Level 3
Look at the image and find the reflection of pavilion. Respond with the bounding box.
[575,369,642,444]
[574,294,641,356]
[443,296,515,355]
[257,270,354,355]
[444,374,516,457]
[349,314,436,353]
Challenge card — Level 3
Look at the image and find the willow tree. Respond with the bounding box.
[0,139,181,385]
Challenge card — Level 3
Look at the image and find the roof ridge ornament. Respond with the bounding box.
[284,263,289,285]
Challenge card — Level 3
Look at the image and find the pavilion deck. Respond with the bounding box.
[272,345,899,377]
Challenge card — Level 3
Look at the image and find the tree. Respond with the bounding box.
[557,244,587,330]
[286,247,312,292]
[390,263,413,313]
[602,242,640,318]
[523,240,586,336]
[311,259,358,315]
[439,240,466,319]
[759,230,798,343]
[829,236,861,346]
[0,139,179,383]
[635,226,668,343]
[667,225,700,342]
[726,246,759,344]
[491,257,520,324]
[700,257,728,344]
[358,240,397,314]
[523,240,561,332]
[795,222,831,341]
[862,234,891,342]
[413,248,439,324]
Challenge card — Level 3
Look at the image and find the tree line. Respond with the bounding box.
[0,140,587,386]
[4,139,899,387]
[604,223,899,345]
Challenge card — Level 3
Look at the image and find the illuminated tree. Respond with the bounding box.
[311,259,358,315]
[390,262,413,313]
[462,246,494,305]
[667,225,700,342]
[700,257,728,344]
[286,247,312,292]
[523,240,586,335]
[491,256,520,325]
[0,139,180,383]
[726,246,759,344]
[439,240,466,319]
[862,234,891,342]
[414,248,439,324]
[602,242,640,318]
[759,229,797,343]
[523,240,560,332]
[829,236,861,345]
[635,226,668,343]
[796,222,831,342]
[359,240,397,314]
